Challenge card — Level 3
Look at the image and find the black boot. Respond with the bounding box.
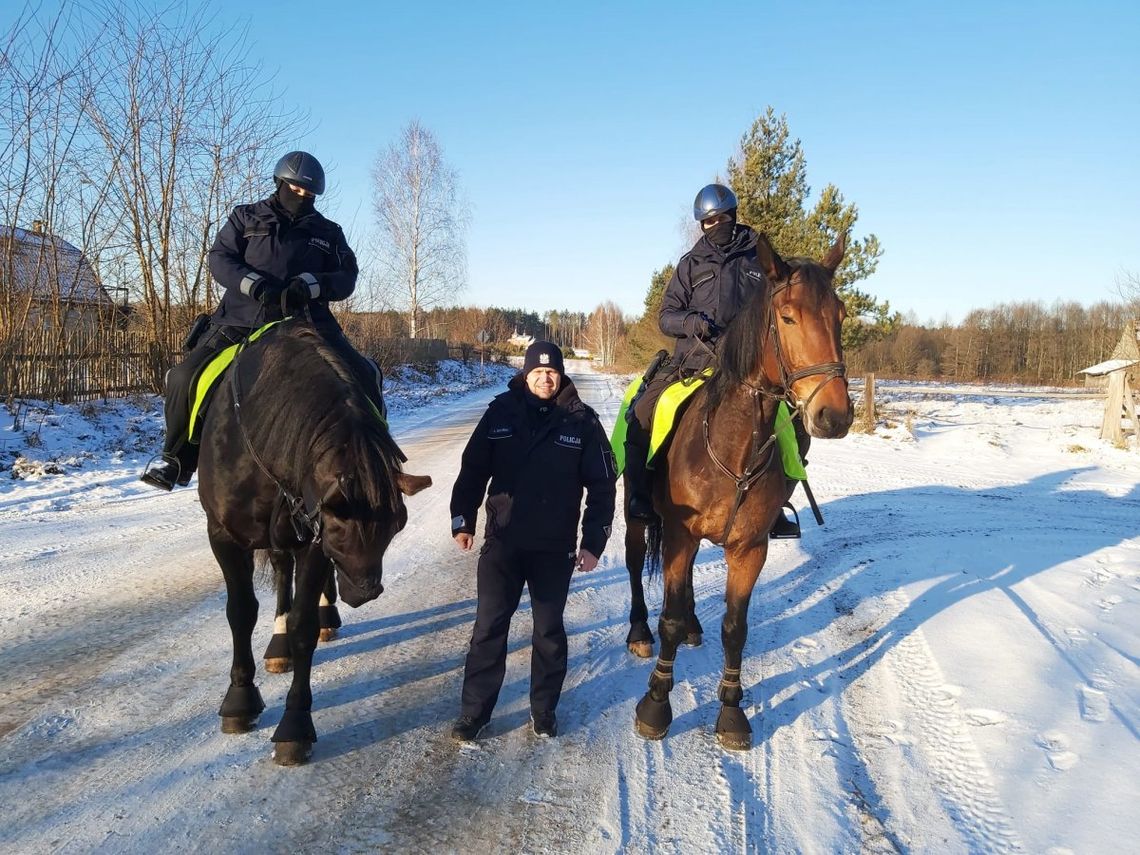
[624,439,656,521]
[140,457,180,491]
[769,502,801,539]
[139,449,196,491]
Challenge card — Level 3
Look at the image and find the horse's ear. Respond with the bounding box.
[755,232,791,282]
[397,473,432,496]
[823,232,847,274]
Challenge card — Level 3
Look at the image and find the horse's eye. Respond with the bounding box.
[781,315,796,325]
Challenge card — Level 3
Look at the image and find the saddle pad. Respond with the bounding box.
[610,373,806,480]
[187,320,284,443]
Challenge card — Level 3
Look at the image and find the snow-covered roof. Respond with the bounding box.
[1078,358,1138,376]
[0,225,109,305]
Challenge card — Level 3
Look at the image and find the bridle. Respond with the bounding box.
[703,273,846,543]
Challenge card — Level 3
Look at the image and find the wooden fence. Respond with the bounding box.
[1,326,175,402]
[1,325,481,403]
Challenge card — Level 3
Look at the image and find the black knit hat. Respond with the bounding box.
[522,340,565,376]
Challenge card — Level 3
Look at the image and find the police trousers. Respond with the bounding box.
[460,539,577,720]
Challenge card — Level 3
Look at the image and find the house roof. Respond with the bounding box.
[0,225,110,305]
[1078,358,1138,376]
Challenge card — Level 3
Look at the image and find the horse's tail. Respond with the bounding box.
[646,517,663,580]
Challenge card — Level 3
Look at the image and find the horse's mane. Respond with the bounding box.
[703,272,773,412]
[249,324,403,515]
[704,257,827,412]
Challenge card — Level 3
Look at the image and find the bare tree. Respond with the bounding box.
[82,4,294,354]
[372,120,468,338]
[0,4,114,338]
[586,301,626,367]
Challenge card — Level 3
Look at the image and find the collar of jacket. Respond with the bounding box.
[693,223,758,261]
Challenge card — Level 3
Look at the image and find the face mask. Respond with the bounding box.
[703,220,735,247]
[277,182,315,217]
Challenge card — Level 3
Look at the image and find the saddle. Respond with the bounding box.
[610,372,806,481]
[187,320,285,444]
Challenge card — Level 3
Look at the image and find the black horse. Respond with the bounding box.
[197,321,431,765]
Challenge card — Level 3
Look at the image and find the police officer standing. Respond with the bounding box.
[140,151,383,491]
[450,341,616,741]
[624,183,800,535]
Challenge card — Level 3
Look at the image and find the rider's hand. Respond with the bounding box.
[253,279,284,306]
[686,312,717,340]
[454,532,474,551]
[283,276,316,313]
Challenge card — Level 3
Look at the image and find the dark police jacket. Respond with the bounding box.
[450,375,616,557]
[208,197,358,333]
[659,224,767,372]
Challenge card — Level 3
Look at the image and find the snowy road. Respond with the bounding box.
[2,367,1138,853]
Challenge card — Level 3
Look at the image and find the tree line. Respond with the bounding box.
[848,301,1135,384]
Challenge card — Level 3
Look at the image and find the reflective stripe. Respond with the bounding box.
[239,273,263,296]
[299,272,319,299]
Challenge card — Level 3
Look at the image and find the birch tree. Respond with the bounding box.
[372,121,468,338]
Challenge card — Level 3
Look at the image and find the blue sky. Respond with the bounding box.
[241,1,1137,322]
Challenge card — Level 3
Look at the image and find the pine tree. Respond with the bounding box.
[726,108,896,348]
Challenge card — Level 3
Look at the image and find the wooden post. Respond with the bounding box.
[863,372,876,428]
[1100,370,1138,446]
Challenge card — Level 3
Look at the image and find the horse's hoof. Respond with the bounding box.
[627,640,654,658]
[220,715,259,734]
[635,693,673,740]
[684,632,703,647]
[264,657,292,674]
[715,706,752,751]
[318,627,338,643]
[272,741,312,766]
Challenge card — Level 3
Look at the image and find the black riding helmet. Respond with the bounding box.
[693,183,737,221]
[273,151,325,195]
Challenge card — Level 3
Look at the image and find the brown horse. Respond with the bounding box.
[629,233,853,750]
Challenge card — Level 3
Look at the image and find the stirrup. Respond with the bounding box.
[769,503,801,540]
[139,454,179,492]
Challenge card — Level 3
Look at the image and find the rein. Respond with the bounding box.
[229,334,347,546]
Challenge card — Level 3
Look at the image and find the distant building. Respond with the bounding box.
[508,330,534,350]
[1078,320,1140,388]
[0,221,116,331]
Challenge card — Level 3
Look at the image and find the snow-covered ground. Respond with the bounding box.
[1,362,1137,853]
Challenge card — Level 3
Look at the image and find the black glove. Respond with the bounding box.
[700,313,722,338]
[283,276,316,313]
[253,278,284,306]
[686,312,719,340]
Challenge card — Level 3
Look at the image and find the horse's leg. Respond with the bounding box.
[263,550,294,673]
[624,503,654,658]
[318,572,341,643]
[209,526,265,734]
[634,525,698,740]
[271,546,328,766]
[715,539,768,750]
[683,554,703,647]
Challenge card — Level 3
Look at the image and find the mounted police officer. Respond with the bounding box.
[624,183,800,535]
[449,341,616,741]
[141,151,384,491]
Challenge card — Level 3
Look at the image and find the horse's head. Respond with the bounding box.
[317,468,432,608]
[756,233,854,438]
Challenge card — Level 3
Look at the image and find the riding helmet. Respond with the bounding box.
[273,151,325,195]
[693,183,737,221]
